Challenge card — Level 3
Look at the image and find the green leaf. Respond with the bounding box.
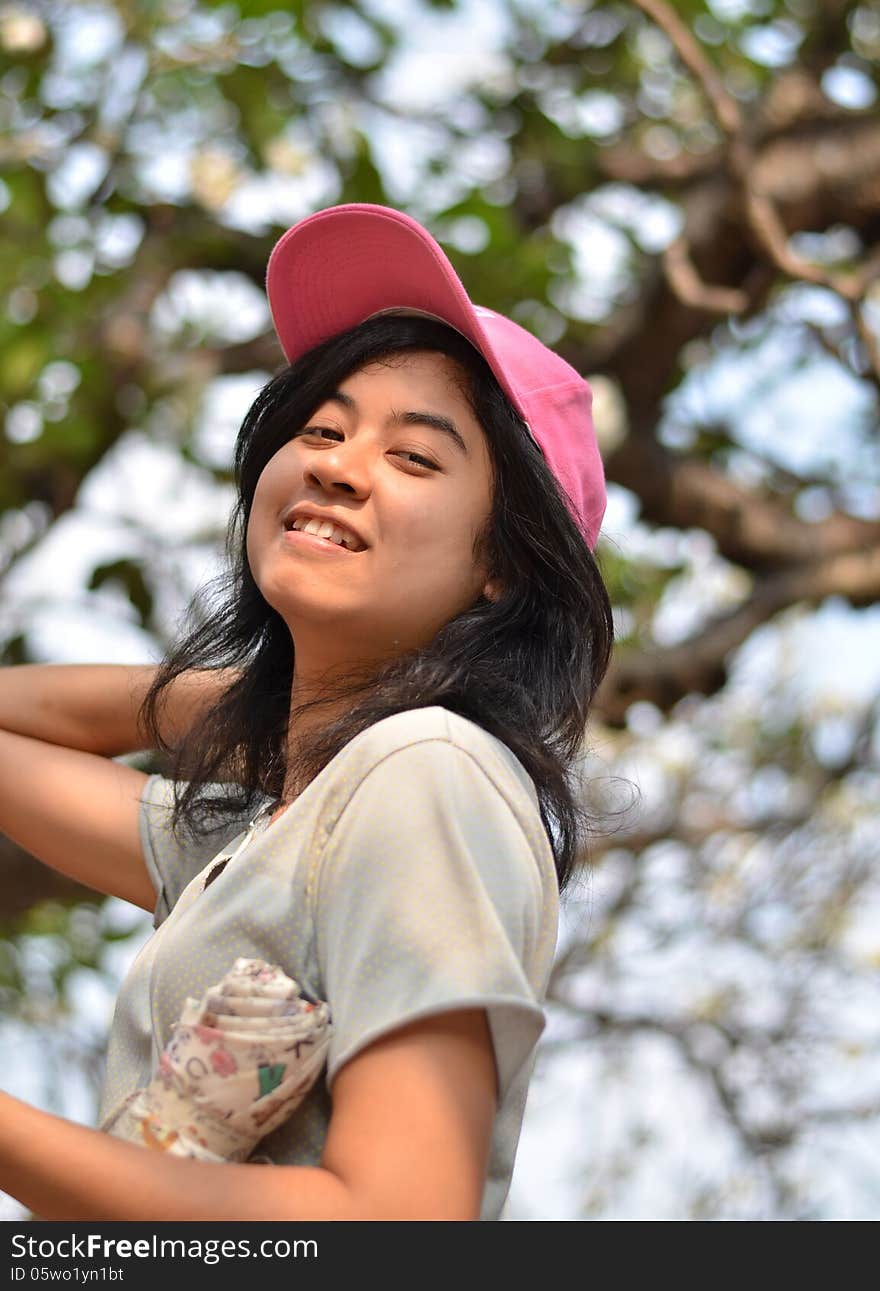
[87,559,154,628]
[1,335,48,398]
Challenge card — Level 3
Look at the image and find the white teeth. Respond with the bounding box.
[289,516,363,550]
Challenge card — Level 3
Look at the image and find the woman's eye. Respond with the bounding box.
[398,451,440,471]
[295,426,342,441]
[293,429,439,471]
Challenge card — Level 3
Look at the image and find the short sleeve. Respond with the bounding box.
[314,738,550,1106]
[139,775,258,929]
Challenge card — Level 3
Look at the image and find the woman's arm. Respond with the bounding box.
[0,728,154,909]
[0,663,240,756]
[321,1008,497,1219]
[0,663,241,907]
[0,1010,496,1220]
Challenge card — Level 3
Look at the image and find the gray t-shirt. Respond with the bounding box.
[98,705,560,1220]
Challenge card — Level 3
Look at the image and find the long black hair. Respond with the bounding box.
[139,313,615,895]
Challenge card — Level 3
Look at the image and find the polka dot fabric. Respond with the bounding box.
[97,706,560,1220]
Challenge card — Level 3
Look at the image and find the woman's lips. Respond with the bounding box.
[282,528,362,554]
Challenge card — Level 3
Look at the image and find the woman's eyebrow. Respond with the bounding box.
[327,390,469,456]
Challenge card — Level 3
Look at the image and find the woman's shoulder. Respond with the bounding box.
[314,705,560,933]
[337,705,540,811]
[320,707,554,887]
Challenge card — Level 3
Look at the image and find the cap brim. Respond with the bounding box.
[266,203,490,369]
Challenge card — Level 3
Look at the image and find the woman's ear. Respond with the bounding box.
[482,578,503,603]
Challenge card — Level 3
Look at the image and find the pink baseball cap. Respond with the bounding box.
[266,203,606,550]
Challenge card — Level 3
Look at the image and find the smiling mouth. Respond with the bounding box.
[283,516,367,552]
[282,527,364,554]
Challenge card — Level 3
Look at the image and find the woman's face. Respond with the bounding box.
[246,349,498,678]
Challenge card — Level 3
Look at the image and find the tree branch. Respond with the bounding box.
[595,544,880,723]
[541,999,797,1155]
[630,0,880,382]
[627,449,880,574]
[630,0,743,138]
[662,235,750,315]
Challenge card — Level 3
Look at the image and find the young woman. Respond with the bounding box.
[0,204,613,1221]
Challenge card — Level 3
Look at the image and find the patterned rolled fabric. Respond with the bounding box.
[102,958,332,1162]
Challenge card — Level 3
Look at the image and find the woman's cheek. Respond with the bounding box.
[245,521,258,580]
[245,513,272,589]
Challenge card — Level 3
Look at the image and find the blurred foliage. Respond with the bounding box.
[0,0,879,1220]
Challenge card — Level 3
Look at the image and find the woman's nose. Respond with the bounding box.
[302,438,373,495]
